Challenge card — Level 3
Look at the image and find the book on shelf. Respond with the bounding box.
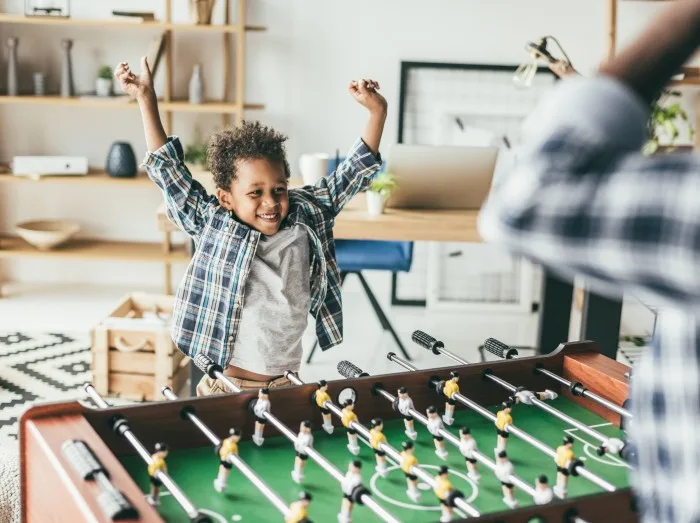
[147,32,167,79]
[111,10,156,23]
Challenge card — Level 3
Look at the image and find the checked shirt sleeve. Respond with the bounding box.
[313,138,382,217]
[143,136,218,239]
[478,75,700,310]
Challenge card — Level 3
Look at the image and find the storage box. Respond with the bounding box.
[91,292,188,401]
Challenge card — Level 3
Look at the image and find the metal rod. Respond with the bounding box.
[293,375,480,518]
[83,384,204,520]
[536,367,632,419]
[386,355,617,493]
[214,375,401,523]
[161,387,291,517]
[284,371,303,386]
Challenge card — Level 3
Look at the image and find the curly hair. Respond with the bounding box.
[206,120,290,190]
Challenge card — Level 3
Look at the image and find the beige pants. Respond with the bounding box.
[196,374,292,397]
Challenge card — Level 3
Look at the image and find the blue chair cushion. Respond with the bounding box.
[335,239,413,273]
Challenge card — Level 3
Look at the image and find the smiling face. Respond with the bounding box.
[217,158,289,235]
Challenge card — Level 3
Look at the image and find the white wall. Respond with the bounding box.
[0,0,691,288]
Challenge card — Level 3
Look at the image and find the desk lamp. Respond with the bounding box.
[513,36,573,88]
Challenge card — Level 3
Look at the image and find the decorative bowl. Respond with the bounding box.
[15,220,80,250]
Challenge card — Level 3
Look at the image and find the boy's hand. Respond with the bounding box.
[115,56,154,100]
[349,79,387,115]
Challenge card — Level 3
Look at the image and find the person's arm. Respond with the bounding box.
[313,79,387,216]
[115,58,216,238]
[478,3,700,310]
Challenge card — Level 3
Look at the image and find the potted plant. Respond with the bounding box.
[185,141,216,193]
[367,172,397,217]
[96,65,113,97]
[644,89,695,155]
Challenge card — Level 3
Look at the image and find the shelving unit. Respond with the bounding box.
[0,0,264,296]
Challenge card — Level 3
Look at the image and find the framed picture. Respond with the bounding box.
[392,61,556,311]
[25,0,70,18]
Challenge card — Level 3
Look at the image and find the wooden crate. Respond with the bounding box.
[91,292,188,401]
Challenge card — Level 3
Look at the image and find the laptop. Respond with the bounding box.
[384,144,500,210]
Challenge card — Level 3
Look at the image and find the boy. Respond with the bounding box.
[477,1,700,520]
[115,57,387,395]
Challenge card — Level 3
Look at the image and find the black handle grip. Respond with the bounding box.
[483,338,518,359]
[411,330,444,355]
[337,360,369,379]
[193,353,223,378]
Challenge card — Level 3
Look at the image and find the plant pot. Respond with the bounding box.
[106,141,137,178]
[96,77,112,97]
[366,191,385,217]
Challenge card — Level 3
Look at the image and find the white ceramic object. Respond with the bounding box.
[299,153,329,186]
[366,191,385,217]
[15,220,80,250]
[189,64,203,104]
[95,77,112,97]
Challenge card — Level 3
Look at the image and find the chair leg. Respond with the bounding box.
[306,272,349,364]
[355,273,412,361]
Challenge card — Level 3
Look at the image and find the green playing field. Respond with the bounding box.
[120,397,630,522]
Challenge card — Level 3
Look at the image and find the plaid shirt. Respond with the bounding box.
[144,136,381,368]
[478,76,700,523]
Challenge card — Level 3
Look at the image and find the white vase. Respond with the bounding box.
[189,64,202,104]
[95,77,112,97]
[366,191,385,217]
[298,153,329,186]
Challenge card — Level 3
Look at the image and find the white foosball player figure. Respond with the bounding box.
[341,399,361,455]
[214,428,241,493]
[554,435,575,498]
[511,387,558,406]
[338,460,363,523]
[533,474,554,505]
[441,371,460,425]
[396,387,418,440]
[369,418,389,477]
[426,406,449,460]
[458,427,481,482]
[252,388,271,446]
[292,420,314,484]
[400,441,421,502]
[495,450,518,509]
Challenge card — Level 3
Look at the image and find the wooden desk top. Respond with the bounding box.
[156,181,483,243]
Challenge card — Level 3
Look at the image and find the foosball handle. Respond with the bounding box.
[411,330,444,355]
[193,353,224,379]
[337,360,369,379]
[483,338,519,359]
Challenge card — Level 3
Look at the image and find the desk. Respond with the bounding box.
[156,192,621,392]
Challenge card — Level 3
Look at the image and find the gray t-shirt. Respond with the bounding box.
[228,225,311,375]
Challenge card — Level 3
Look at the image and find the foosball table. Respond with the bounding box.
[20,333,638,523]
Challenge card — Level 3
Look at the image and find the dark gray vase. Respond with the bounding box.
[106,142,137,178]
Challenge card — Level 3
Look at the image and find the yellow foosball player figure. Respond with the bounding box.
[147,442,168,506]
[441,371,460,425]
[214,428,241,493]
[286,491,313,523]
[494,400,513,457]
[369,418,388,477]
[314,380,334,434]
[434,465,463,523]
[292,420,314,484]
[554,435,575,498]
[400,441,421,502]
[341,399,360,455]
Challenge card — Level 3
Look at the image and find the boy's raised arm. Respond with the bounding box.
[314,79,387,216]
[115,57,215,239]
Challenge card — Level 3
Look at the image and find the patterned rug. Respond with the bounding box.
[0,331,93,449]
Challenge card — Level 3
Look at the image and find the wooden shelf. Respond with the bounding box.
[0,13,267,32]
[0,95,264,113]
[0,169,154,187]
[0,236,189,262]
